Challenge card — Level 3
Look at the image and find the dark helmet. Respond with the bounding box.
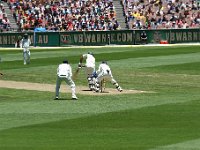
[88,52,93,55]
[102,61,107,64]
[24,33,28,39]
[63,59,69,64]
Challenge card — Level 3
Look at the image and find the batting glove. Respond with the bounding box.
[78,62,82,68]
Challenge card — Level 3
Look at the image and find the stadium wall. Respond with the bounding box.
[0,29,199,47]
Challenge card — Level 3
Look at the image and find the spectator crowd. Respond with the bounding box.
[7,0,120,31]
[122,0,200,29]
[1,0,200,31]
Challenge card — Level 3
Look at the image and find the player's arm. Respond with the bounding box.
[96,64,102,75]
[20,40,22,48]
[79,54,86,67]
[21,39,24,48]
[79,55,83,64]
[57,66,59,76]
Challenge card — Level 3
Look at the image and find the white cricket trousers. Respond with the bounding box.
[95,74,122,92]
[55,76,76,98]
[96,74,117,84]
[23,48,30,65]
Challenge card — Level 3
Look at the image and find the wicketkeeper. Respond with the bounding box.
[94,61,123,92]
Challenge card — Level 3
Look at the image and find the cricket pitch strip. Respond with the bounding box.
[0,80,153,95]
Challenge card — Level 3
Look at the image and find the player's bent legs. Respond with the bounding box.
[65,78,78,99]
[55,77,62,98]
[87,76,95,90]
[95,75,122,92]
[23,51,27,65]
[111,77,123,92]
[27,49,30,64]
[94,75,107,92]
[90,71,98,90]
[23,48,30,65]
[85,67,95,90]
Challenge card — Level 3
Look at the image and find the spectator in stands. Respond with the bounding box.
[2,15,10,30]
[34,24,46,32]
[8,0,119,31]
[0,3,11,31]
[122,0,200,29]
[6,0,200,31]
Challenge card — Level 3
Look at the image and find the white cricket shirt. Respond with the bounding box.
[57,63,72,78]
[83,54,95,68]
[97,63,112,76]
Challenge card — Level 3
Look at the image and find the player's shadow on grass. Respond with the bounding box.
[100,91,109,93]
[82,89,109,93]
[53,98,75,101]
[82,89,92,91]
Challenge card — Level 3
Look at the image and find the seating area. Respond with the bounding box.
[0,2,11,32]
[7,0,120,31]
[122,0,200,29]
[2,0,200,31]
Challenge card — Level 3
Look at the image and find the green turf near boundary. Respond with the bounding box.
[143,61,200,75]
[0,45,200,149]
[1,99,200,150]
[1,46,200,70]
[1,46,200,85]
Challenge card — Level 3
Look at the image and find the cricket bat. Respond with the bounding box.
[72,67,81,80]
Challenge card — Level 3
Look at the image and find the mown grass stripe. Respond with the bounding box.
[0,87,200,131]
[1,99,200,149]
[150,138,200,150]
[130,52,200,69]
[1,47,200,70]
[1,46,200,62]
[0,45,199,149]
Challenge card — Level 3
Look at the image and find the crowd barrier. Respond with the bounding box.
[0,29,199,47]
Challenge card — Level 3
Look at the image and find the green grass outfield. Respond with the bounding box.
[0,45,200,150]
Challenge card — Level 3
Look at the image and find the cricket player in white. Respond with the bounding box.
[79,52,96,90]
[21,33,31,65]
[55,60,78,100]
[95,61,123,92]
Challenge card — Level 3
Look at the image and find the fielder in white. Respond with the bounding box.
[21,33,31,65]
[79,52,96,90]
[95,61,123,92]
[55,59,78,100]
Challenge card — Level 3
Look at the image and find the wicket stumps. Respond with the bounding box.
[100,79,106,92]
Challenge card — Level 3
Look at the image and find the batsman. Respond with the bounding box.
[77,52,96,91]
